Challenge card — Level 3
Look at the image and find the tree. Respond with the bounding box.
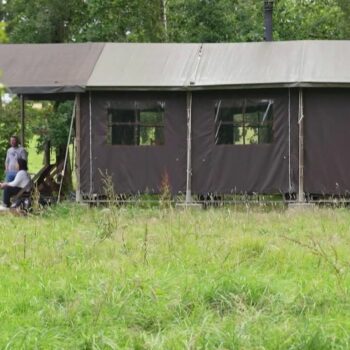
[0,98,47,179]
[336,0,350,38]
[1,0,87,43]
[167,0,238,42]
[73,0,166,42]
[274,0,348,40]
[2,0,350,44]
[0,22,8,177]
[166,0,350,43]
[0,21,7,42]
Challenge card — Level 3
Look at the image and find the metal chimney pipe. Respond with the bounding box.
[264,0,274,41]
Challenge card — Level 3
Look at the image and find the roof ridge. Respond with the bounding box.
[85,43,106,87]
[185,43,203,87]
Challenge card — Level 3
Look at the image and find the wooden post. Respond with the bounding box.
[185,91,193,204]
[44,140,51,166]
[57,98,76,203]
[20,94,25,145]
[298,88,305,202]
[75,94,81,202]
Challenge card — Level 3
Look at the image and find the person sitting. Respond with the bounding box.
[0,158,31,208]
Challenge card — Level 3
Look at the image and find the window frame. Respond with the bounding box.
[214,99,274,146]
[107,103,165,146]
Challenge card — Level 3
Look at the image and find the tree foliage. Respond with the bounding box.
[274,0,349,40]
[31,101,74,155]
[0,21,7,43]
[0,0,86,43]
[0,99,47,178]
[336,0,350,37]
[74,0,166,42]
[167,0,264,43]
[1,0,349,44]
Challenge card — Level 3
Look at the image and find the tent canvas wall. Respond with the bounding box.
[1,41,350,200]
[79,91,188,195]
[80,88,298,196]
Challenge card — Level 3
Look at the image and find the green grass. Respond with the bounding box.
[1,205,350,349]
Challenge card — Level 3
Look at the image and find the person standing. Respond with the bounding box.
[4,136,27,182]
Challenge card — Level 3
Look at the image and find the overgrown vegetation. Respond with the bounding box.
[1,205,350,348]
[0,99,73,180]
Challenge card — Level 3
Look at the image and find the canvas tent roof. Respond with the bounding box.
[1,40,350,94]
[195,41,350,87]
[0,43,104,94]
[87,43,202,88]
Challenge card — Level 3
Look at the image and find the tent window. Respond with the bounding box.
[108,107,165,146]
[215,100,273,145]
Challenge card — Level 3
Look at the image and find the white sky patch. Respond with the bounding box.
[1,93,13,104]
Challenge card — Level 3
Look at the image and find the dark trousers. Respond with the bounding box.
[3,186,21,207]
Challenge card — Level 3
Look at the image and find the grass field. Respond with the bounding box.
[1,204,350,349]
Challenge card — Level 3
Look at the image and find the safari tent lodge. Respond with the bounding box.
[1,41,350,203]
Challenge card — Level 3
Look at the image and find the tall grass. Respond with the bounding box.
[1,205,350,349]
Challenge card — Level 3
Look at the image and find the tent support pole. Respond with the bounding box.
[57,98,76,203]
[89,92,93,195]
[298,88,305,202]
[20,94,25,145]
[288,88,292,193]
[185,91,193,204]
[75,94,81,202]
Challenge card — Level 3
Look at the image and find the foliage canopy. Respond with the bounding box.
[1,0,349,43]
